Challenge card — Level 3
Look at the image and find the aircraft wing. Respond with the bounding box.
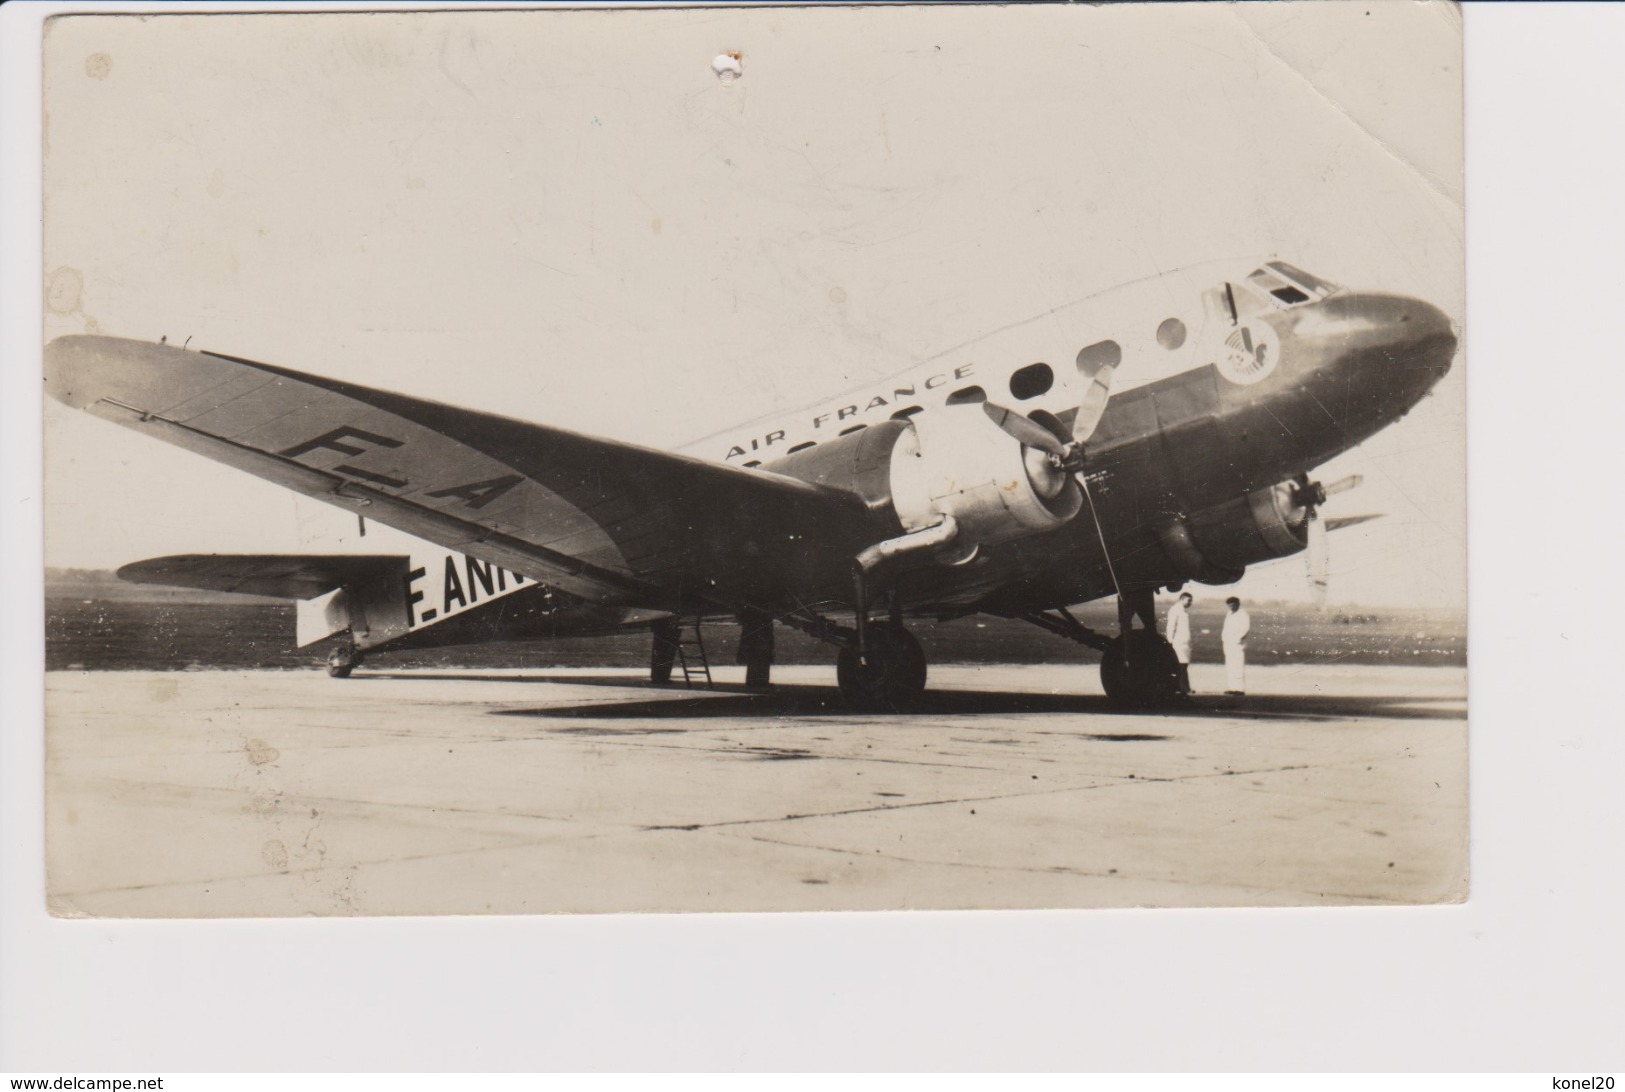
[117,553,409,600]
[47,336,878,608]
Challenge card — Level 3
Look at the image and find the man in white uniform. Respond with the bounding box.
[1222,596,1251,696]
[1165,592,1194,695]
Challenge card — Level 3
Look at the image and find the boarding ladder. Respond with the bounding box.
[675,619,714,690]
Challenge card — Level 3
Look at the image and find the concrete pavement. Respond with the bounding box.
[44,662,1468,916]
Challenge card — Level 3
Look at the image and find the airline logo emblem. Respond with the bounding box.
[1218,325,1278,385]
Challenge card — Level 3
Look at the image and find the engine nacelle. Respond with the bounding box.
[1160,479,1309,582]
[889,404,1082,547]
[763,407,1083,554]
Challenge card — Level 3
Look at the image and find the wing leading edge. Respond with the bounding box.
[47,336,883,610]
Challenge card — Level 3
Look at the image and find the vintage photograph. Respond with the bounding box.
[42,1,1466,917]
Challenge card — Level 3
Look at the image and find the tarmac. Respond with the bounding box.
[43,662,1468,917]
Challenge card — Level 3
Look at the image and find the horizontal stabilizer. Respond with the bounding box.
[117,554,409,601]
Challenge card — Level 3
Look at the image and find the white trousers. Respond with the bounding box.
[1223,644,1246,692]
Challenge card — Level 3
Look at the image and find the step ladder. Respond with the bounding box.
[674,619,714,690]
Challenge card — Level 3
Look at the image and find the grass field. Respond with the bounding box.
[44,595,1465,672]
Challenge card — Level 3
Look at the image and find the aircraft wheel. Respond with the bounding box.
[327,646,361,679]
[1099,631,1181,709]
[836,623,927,710]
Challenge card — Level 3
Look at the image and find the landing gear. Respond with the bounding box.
[1098,630,1182,708]
[1020,588,1183,709]
[1116,587,1159,654]
[736,607,775,690]
[326,643,362,679]
[836,622,927,710]
[1098,587,1180,707]
[649,616,680,686]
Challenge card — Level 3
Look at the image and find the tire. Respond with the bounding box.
[836,623,928,710]
[327,647,360,679]
[1099,631,1181,709]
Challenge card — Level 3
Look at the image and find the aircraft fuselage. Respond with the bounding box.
[687,258,1455,616]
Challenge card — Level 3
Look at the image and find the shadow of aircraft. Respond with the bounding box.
[401,675,1470,724]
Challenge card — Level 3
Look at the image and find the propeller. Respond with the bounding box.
[979,358,1125,597]
[1071,350,1118,445]
[980,348,1119,471]
[982,401,1070,458]
[1306,510,1330,604]
[1292,474,1363,606]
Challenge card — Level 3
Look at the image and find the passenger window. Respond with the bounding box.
[787,441,817,453]
[1008,363,1053,401]
[1075,340,1122,376]
[946,385,987,405]
[839,423,868,435]
[891,405,924,420]
[742,460,761,468]
[1156,318,1187,350]
[1027,409,1068,443]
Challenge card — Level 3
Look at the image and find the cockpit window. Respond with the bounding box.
[1247,265,1323,307]
[1265,261,1338,296]
[1207,282,1267,324]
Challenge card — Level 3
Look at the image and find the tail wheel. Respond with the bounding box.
[327,645,362,679]
[836,623,927,711]
[1099,631,1181,708]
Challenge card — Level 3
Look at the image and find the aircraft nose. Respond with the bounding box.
[1290,291,1457,435]
[1308,291,1455,377]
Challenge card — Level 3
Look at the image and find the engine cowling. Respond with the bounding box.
[1159,479,1310,583]
[889,405,1082,546]
[762,406,1082,553]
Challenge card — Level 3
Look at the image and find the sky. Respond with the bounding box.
[41,2,1465,607]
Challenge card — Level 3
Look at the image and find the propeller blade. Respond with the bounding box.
[1323,513,1382,532]
[1072,357,1117,445]
[1305,508,1329,606]
[1322,474,1363,498]
[982,401,1069,456]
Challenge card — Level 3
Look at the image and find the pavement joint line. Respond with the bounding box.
[635,757,1416,832]
[61,774,619,831]
[729,831,1397,902]
[54,802,800,903]
[458,730,1012,772]
[72,756,1399,840]
[642,777,1160,831]
[50,830,583,902]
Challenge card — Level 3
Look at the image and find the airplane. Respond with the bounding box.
[44,257,1456,709]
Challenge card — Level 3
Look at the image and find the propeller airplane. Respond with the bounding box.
[45,258,1455,709]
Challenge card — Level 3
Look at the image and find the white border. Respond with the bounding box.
[4,1,1622,1072]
